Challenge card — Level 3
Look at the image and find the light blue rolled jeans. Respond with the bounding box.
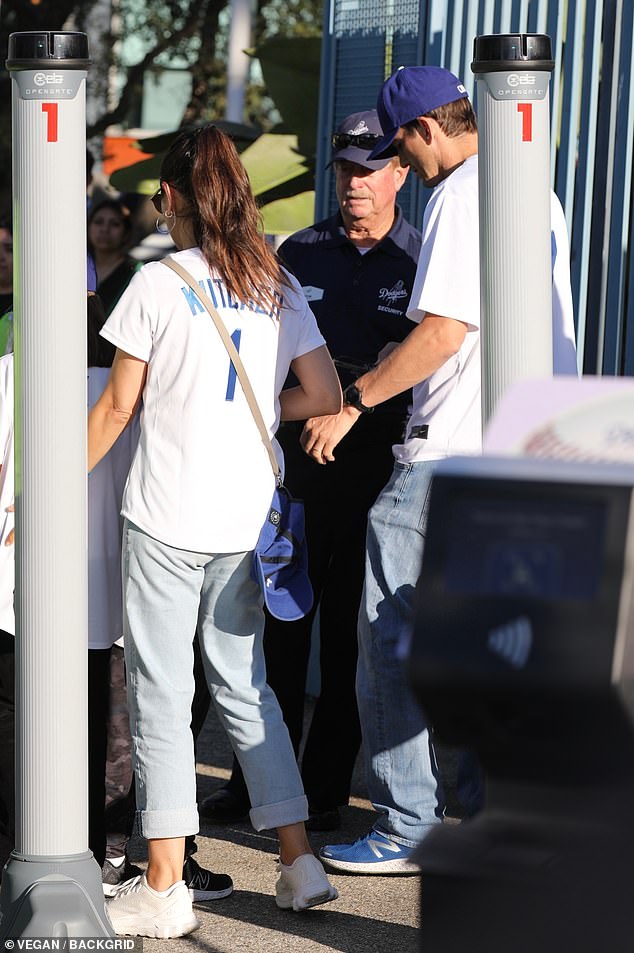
[357,460,446,847]
[122,519,307,839]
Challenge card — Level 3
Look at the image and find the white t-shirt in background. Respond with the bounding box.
[101,247,325,553]
[88,366,139,651]
[0,358,138,647]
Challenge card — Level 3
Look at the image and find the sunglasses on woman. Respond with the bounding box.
[151,188,163,214]
[331,133,382,151]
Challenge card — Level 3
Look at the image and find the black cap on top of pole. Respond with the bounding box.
[472,34,554,73]
[6,31,90,70]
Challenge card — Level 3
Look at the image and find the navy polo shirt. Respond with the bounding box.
[279,207,422,416]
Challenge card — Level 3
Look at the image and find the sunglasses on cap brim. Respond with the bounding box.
[331,133,382,150]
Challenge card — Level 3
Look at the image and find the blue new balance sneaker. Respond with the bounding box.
[319,830,421,875]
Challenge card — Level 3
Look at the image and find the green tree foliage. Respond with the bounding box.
[0,0,100,200]
[0,0,323,225]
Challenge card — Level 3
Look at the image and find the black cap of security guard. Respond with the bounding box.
[327,110,393,171]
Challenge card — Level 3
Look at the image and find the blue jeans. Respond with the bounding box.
[357,460,445,847]
[122,520,307,839]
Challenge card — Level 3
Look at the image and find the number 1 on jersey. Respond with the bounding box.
[225,329,242,401]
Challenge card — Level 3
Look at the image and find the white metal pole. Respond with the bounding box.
[225,0,253,122]
[472,34,555,425]
[0,31,111,938]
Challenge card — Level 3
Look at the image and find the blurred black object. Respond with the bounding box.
[409,456,634,953]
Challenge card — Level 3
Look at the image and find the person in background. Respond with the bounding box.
[86,148,95,213]
[202,109,422,833]
[0,216,13,356]
[88,124,341,939]
[88,198,141,317]
[87,261,138,868]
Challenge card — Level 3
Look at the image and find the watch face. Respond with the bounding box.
[344,383,372,413]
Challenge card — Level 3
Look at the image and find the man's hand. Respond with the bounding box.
[301,406,360,464]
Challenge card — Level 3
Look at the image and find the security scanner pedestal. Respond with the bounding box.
[0,31,111,938]
[409,455,634,953]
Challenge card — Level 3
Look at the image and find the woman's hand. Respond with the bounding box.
[300,406,360,464]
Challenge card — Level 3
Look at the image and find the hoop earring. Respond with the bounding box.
[155,210,175,235]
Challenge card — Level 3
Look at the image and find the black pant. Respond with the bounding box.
[0,629,15,870]
[228,413,405,811]
[88,647,112,868]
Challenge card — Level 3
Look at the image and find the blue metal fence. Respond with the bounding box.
[316,0,634,375]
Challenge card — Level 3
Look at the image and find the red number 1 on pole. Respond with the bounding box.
[42,103,58,142]
[517,103,532,142]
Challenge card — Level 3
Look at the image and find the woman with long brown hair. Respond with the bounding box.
[88,125,341,938]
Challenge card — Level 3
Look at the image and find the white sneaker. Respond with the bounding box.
[275,853,339,912]
[106,873,201,939]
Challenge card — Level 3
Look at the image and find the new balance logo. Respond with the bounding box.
[367,836,402,858]
[487,617,533,669]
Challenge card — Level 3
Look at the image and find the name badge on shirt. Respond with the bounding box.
[301,286,325,302]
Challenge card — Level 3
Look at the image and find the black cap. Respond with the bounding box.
[472,34,554,73]
[6,32,90,70]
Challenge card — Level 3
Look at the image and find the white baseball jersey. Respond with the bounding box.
[101,246,325,552]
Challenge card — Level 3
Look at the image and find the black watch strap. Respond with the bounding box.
[343,382,374,414]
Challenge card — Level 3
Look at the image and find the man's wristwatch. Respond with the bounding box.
[343,382,374,414]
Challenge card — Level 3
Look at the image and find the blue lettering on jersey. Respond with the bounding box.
[271,291,283,320]
[180,279,282,319]
[225,328,242,401]
[181,285,205,315]
[202,279,219,307]
[213,279,227,307]
[251,299,268,315]
[225,286,241,310]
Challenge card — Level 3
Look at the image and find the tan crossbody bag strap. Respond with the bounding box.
[161,257,281,483]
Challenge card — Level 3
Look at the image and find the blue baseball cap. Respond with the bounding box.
[327,110,393,171]
[369,66,469,159]
[252,486,314,622]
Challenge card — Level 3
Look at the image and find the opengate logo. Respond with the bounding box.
[33,72,64,85]
[507,73,536,87]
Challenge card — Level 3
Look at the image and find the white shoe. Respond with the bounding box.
[106,873,201,939]
[275,853,339,912]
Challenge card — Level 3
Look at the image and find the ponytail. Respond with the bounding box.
[160,125,288,313]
